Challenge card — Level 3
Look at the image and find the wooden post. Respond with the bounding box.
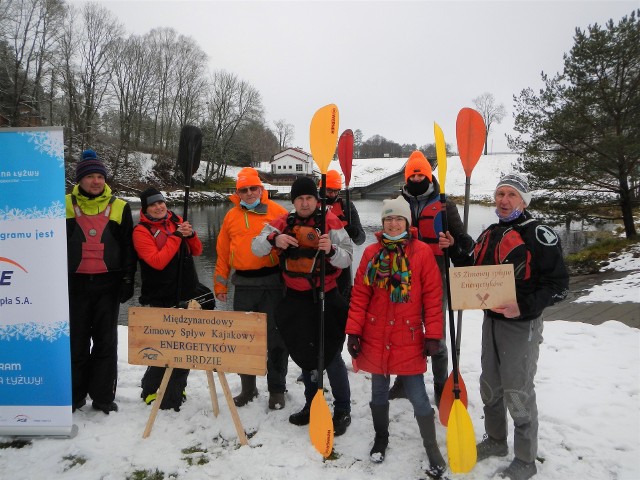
[206,370,219,417]
[217,371,248,446]
[142,366,174,438]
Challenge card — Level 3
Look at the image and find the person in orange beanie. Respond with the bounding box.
[214,167,290,410]
[387,151,474,408]
[319,169,365,300]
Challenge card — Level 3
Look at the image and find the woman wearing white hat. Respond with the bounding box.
[345,196,446,476]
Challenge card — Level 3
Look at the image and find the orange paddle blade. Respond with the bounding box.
[456,108,486,177]
[447,399,477,473]
[309,104,339,174]
[438,372,468,426]
[309,389,334,457]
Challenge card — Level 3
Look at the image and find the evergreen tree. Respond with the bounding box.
[509,10,639,238]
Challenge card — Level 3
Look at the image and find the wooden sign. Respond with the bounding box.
[128,307,266,376]
[449,264,517,310]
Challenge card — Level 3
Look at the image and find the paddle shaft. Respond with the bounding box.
[176,135,197,305]
[455,176,472,357]
[440,193,462,397]
[317,176,327,387]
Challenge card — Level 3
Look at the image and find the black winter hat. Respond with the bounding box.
[290,176,319,202]
[140,187,166,212]
[75,149,107,182]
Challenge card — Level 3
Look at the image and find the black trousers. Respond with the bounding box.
[69,273,121,405]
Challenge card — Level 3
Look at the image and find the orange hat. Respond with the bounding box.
[404,151,432,182]
[319,169,342,190]
[236,167,263,190]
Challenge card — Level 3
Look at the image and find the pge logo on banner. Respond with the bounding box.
[0,257,29,286]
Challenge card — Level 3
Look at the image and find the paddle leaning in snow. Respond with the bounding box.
[308,104,340,458]
[433,122,477,474]
[438,108,486,427]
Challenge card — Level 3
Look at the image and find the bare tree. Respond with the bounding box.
[273,119,294,149]
[171,35,207,134]
[472,92,507,155]
[1,0,65,125]
[57,2,123,150]
[353,129,363,158]
[146,27,200,153]
[202,70,263,183]
[109,33,156,176]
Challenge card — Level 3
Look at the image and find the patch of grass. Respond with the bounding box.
[0,439,31,449]
[183,454,210,466]
[181,444,207,455]
[126,468,173,480]
[181,443,209,466]
[62,454,87,470]
[566,236,636,274]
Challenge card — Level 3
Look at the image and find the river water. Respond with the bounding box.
[118,198,613,323]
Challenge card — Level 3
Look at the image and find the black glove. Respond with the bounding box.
[344,224,359,239]
[119,277,134,304]
[455,233,475,256]
[423,338,441,357]
[347,334,361,358]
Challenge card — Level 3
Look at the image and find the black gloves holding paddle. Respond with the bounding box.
[423,338,441,357]
[347,334,361,358]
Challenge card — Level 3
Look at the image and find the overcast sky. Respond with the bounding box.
[76,0,637,154]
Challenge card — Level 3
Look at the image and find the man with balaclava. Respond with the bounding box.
[388,151,474,407]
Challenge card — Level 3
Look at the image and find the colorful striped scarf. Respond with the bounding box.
[364,237,411,303]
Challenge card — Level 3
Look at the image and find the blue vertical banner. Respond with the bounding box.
[0,127,73,435]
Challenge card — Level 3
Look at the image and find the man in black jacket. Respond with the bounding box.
[66,150,136,414]
[440,172,569,480]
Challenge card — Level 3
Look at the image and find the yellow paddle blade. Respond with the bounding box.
[310,104,339,174]
[309,389,334,458]
[446,399,477,473]
[434,122,447,194]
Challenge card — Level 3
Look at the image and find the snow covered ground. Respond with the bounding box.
[2,153,638,479]
[0,275,638,479]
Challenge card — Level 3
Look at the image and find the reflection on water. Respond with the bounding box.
[119,198,612,324]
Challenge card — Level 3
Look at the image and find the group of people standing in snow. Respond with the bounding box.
[66,147,568,480]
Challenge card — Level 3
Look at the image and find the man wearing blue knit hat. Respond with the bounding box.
[65,149,137,415]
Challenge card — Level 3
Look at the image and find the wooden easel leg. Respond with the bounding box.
[142,366,173,438]
[206,370,219,417]
[217,371,248,446]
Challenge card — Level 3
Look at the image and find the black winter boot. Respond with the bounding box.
[369,402,390,463]
[233,374,258,407]
[416,413,446,477]
[289,404,311,426]
[388,376,407,400]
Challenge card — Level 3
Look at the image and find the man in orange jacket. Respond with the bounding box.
[214,167,289,410]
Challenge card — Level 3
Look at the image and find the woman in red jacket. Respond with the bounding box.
[345,196,446,476]
[133,188,206,411]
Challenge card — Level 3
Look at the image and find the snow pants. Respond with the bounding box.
[68,272,121,406]
[480,314,543,463]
